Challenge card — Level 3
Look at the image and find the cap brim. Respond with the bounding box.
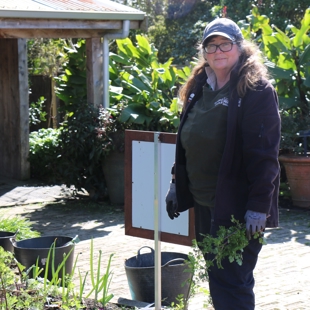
[203,32,235,44]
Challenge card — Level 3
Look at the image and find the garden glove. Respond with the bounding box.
[244,210,267,240]
[165,182,179,220]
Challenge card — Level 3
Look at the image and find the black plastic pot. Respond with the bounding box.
[12,236,75,281]
[124,246,192,306]
[0,231,16,252]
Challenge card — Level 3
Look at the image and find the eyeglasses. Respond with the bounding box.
[203,42,238,54]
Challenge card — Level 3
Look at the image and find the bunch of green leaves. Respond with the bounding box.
[109,34,190,132]
[28,128,62,182]
[241,7,310,154]
[187,217,266,286]
[0,216,40,241]
[29,96,47,127]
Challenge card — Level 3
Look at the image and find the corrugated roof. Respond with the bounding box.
[0,0,145,19]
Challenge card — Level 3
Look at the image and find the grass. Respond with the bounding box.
[0,216,40,240]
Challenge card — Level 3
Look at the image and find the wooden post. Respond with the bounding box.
[86,37,103,108]
[0,38,30,180]
[50,79,58,128]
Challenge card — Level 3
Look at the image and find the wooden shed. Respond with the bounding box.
[0,0,146,180]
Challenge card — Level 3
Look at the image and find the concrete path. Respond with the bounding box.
[0,177,310,309]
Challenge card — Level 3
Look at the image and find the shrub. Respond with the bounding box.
[57,101,105,198]
[29,128,61,181]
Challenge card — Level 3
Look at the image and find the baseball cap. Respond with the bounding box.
[202,18,244,45]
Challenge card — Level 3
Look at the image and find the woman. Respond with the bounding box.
[165,18,280,309]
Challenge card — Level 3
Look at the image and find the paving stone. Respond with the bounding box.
[1,176,310,309]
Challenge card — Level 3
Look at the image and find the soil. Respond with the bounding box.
[44,297,129,309]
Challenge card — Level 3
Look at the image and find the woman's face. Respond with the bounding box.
[204,35,241,76]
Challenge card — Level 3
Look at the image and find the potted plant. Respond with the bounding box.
[244,7,310,207]
[97,34,189,204]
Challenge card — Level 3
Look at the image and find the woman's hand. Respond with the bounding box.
[244,210,266,239]
[165,182,180,219]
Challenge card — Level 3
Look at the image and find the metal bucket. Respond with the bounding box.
[12,236,75,281]
[0,231,16,252]
[124,246,192,306]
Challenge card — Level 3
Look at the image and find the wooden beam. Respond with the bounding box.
[0,23,140,38]
[18,39,30,180]
[0,18,125,29]
[0,29,105,39]
[86,38,103,108]
[0,38,29,179]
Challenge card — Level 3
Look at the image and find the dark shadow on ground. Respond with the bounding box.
[16,199,125,242]
[264,198,310,246]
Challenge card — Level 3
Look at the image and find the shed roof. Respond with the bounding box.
[0,0,145,20]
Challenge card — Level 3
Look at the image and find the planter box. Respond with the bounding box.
[279,155,310,208]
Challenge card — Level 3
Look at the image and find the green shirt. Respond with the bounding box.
[180,82,229,207]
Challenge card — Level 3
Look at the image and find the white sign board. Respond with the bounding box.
[124,130,194,246]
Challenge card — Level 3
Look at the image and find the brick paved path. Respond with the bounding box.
[1,177,310,309]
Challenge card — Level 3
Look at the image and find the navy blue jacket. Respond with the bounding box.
[174,66,281,228]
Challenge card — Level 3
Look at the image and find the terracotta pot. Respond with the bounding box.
[279,155,310,208]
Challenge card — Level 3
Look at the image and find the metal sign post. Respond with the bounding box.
[154,132,162,310]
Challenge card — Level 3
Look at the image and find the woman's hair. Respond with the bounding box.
[178,39,270,107]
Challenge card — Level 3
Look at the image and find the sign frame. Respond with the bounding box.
[124,129,195,246]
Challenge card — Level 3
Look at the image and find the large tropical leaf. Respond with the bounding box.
[119,71,151,93]
[265,62,294,80]
[278,96,301,110]
[303,75,310,88]
[299,44,310,65]
[136,34,152,55]
[109,52,130,65]
[293,8,310,47]
[119,104,153,125]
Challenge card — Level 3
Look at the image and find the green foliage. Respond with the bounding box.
[124,0,308,65]
[0,216,40,241]
[109,34,189,131]
[97,104,143,157]
[147,1,216,64]
[219,0,309,32]
[28,104,105,197]
[57,101,105,197]
[0,247,45,309]
[28,128,62,181]
[54,39,87,113]
[29,96,47,127]
[243,7,310,154]
[51,35,188,198]
[27,38,69,76]
[113,0,164,27]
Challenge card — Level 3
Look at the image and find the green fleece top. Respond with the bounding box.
[180,82,229,207]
